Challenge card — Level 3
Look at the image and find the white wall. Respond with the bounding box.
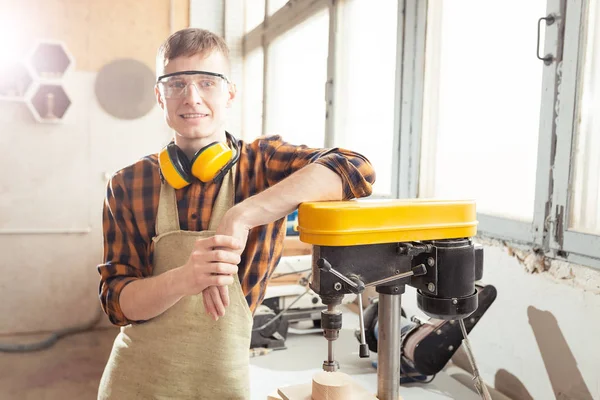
[0,0,244,336]
[0,72,171,334]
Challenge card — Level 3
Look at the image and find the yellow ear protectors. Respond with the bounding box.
[158,132,239,189]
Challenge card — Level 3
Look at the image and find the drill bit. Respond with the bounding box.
[459,319,492,400]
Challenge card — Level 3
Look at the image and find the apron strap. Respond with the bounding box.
[155,164,237,236]
[208,164,236,231]
[156,183,180,235]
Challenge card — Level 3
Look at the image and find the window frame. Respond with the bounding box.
[547,0,600,264]
[410,0,600,268]
[413,0,565,247]
[396,0,426,200]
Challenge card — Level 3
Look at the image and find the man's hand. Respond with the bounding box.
[177,235,241,297]
[202,286,229,321]
[202,207,251,320]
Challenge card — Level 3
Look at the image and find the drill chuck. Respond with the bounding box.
[321,307,342,371]
[321,308,342,339]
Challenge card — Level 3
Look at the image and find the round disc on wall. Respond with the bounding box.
[95,58,156,120]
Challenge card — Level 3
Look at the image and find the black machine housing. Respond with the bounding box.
[310,238,484,320]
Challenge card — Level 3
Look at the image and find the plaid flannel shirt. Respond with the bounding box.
[98,135,375,326]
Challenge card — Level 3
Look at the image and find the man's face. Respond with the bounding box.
[155,51,235,143]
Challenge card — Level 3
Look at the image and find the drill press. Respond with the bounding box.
[296,199,484,400]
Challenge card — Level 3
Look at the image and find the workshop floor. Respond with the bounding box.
[0,326,118,400]
[0,308,483,400]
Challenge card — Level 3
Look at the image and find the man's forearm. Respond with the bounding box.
[234,163,343,229]
[119,267,185,322]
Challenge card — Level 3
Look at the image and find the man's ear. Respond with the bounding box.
[226,83,237,108]
[155,85,165,110]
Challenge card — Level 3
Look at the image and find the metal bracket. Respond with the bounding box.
[408,249,438,295]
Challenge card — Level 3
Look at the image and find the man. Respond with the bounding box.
[97,28,375,399]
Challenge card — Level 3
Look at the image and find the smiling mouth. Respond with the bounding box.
[180,113,209,119]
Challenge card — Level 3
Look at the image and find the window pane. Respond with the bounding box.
[571,2,600,234]
[242,48,264,140]
[334,0,398,197]
[419,0,546,221]
[268,0,288,16]
[265,9,328,148]
[245,0,265,33]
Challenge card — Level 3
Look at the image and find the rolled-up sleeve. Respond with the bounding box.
[97,173,150,326]
[258,135,376,200]
[313,153,375,200]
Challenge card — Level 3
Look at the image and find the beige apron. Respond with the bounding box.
[98,168,253,399]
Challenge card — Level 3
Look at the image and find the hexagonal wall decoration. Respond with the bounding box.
[0,62,34,101]
[29,40,74,80]
[27,84,72,123]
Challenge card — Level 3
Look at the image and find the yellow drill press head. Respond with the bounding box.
[298,198,480,317]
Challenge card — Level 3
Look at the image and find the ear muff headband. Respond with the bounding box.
[158,143,192,189]
[190,132,240,183]
[216,133,240,181]
[190,142,233,182]
[158,132,240,187]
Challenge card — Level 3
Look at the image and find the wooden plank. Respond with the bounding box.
[277,381,378,400]
[282,237,312,256]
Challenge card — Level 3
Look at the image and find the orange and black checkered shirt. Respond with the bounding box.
[98,135,375,326]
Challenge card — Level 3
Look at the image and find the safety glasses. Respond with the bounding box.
[157,70,231,100]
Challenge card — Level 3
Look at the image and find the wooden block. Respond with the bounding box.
[312,371,353,399]
[277,380,405,400]
[267,390,284,400]
[277,383,311,400]
[277,377,378,400]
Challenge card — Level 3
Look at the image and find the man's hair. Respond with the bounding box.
[156,28,230,77]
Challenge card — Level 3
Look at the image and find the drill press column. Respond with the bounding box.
[377,293,402,400]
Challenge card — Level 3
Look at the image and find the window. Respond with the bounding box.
[242,0,600,268]
[245,0,265,33]
[570,1,600,235]
[419,0,547,222]
[544,0,600,264]
[242,47,264,141]
[243,0,401,195]
[265,9,329,148]
[268,0,289,16]
[334,0,398,197]
[413,0,600,265]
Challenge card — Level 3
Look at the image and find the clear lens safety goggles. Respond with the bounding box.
[157,70,231,99]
